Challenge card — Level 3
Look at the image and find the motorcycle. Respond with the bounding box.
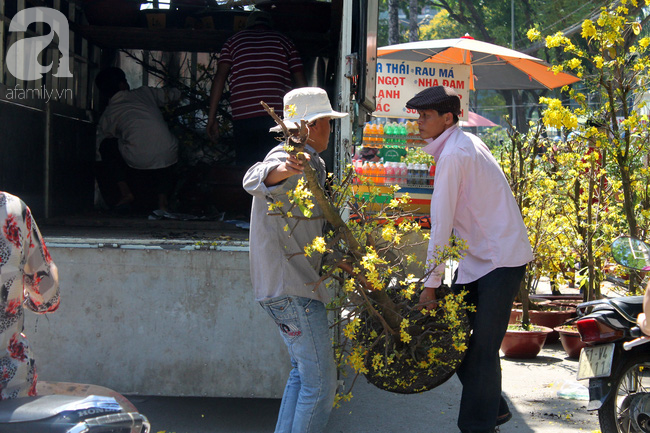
[575,236,650,433]
[0,381,150,432]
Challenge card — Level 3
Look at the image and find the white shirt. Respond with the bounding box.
[96,86,181,170]
[422,124,533,287]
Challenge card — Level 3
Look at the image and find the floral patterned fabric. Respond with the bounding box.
[0,192,60,399]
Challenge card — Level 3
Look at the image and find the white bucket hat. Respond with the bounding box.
[270,87,348,132]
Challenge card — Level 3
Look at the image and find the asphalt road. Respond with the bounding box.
[129,341,599,433]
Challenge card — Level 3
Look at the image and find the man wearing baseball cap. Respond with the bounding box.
[243,87,347,433]
[408,86,533,433]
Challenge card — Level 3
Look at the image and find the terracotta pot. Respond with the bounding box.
[509,308,575,344]
[501,326,552,359]
[556,327,587,359]
[83,0,143,27]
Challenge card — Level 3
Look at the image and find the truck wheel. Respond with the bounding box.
[598,352,650,433]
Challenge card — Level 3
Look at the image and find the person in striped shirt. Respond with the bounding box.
[207,11,307,167]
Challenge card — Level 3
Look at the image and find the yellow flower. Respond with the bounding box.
[312,236,327,253]
[343,318,361,340]
[527,28,541,41]
[400,318,412,343]
[371,353,384,371]
[381,225,397,241]
[286,104,297,117]
[567,58,582,70]
[343,278,356,293]
[348,347,368,374]
[581,19,597,39]
[594,55,604,69]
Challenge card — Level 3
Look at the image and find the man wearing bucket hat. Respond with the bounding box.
[408,86,533,433]
[207,10,307,167]
[243,87,347,433]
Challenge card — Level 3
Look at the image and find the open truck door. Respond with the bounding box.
[0,0,377,398]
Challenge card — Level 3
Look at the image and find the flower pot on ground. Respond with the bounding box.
[509,305,575,344]
[500,325,553,359]
[556,325,587,359]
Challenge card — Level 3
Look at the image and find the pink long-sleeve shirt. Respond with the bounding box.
[422,125,533,288]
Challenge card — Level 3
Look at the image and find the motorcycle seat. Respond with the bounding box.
[0,394,94,423]
[591,296,644,322]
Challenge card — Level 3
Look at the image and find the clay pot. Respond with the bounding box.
[500,326,552,359]
[556,327,587,359]
[509,308,576,344]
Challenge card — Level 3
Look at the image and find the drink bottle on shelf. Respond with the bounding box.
[384,122,393,144]
[385,162,395,184]
[363,122,372,145]
[399,123,407,146]
[399,162,408,186]
[428,164,436,186]
[406,163,415,186]
[377,161,386,185]
[369,123,379,147]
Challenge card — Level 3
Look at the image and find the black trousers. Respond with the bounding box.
[452,265,526,433]
[96,137,176,211]
[232,116,278,167]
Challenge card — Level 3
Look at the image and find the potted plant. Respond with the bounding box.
[555,324,587,359]
[501,324,553,358]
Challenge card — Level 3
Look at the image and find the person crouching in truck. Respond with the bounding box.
[243,88,347,433]
[0,191,60,399]
[410,86,533,433]
[94,67,181,213]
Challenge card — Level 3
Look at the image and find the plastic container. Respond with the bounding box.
[385,162,395,184]
[377,161,386,185]
[398,123,407,146]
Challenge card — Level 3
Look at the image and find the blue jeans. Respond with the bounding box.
[453,266,526,433]
[260,296,336,433]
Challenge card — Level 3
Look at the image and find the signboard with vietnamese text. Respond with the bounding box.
[373,60,471,121]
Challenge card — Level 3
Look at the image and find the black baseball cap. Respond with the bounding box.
[406,86,461,116]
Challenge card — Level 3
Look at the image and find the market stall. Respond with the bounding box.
[352,59,471,216]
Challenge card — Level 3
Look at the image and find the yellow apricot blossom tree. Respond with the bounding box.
[527,1,650,293]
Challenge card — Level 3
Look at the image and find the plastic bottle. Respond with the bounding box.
[378,122,385,145]
[400,162,408,186]
[399,123,407,146]
[363,122,372,145]
[385,162,395,184]
[354,160,363,184]
[428,164,436,186]
[368,161,377,184]
[412,163,420,186]
[384,122,394,144]
[370,123,380,147]
[361,161,369,181]
[377,160,386,185]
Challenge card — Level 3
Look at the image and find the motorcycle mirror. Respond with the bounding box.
[611,236,650,271]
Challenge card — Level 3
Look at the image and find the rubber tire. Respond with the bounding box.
[597,351,650,433]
